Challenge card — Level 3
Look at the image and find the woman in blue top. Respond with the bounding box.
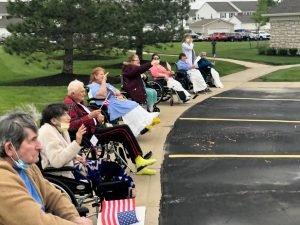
[88,67,160,137]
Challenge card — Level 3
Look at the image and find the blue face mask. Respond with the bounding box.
[10,145,30,170]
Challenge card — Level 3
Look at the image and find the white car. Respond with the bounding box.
[258,31,270,40]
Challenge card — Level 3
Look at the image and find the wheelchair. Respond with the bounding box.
[38,135,136,217]
[174,69,193,91]
[119,75,161,112]
[199,67,216,87]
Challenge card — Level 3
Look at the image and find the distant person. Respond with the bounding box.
[0,111,92,225]
[149,53,191,102]
[122,54,160,112]
[196,52,223,88]
[182,34,196,66]
[176,53,211,94]
[88,67,160,136]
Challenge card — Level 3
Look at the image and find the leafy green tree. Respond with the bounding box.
[4,0,125,75]
[252,0,278,32]
[120,0,190,60]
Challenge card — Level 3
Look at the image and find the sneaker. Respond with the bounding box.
[197,90,206,94]
[136,167,156,175]
[183,98,190,103]
[151,117,161,126]
[135,156,157,168]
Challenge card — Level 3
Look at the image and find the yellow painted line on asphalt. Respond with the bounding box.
[211,96,300,102]
[169,154,300,159]
[179,118,300,124]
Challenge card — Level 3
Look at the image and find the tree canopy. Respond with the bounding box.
[4,0,190,74]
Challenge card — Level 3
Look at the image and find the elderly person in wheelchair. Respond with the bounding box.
[38,103,135,191]
[149,53,191,103]
[63,80,157,175]
[176,53,212,94]
[122,54,159,112]
[0,111,92,225]
[195,52,223,88]
[87,67,160,137]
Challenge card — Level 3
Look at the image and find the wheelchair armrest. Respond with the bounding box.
[43,166,75,173]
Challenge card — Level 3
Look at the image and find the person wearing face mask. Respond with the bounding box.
[88,67,160,137]
[176,53,211,94]
[122,54,160,112]
[38,103,155,184]
[0,111,92,225]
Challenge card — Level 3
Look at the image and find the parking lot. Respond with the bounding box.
[160,87,300,225]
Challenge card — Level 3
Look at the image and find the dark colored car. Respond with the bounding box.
[226,33,243,42]
[208,32,229,41]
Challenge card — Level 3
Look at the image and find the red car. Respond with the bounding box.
[208,32,229,41]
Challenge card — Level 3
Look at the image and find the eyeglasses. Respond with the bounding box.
[153,57,160,60]
[132,59,139,61]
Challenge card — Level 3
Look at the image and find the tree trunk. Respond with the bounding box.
[136,34,144,61]
[63,34,74,75]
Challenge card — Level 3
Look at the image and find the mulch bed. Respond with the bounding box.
[3,73,121,86]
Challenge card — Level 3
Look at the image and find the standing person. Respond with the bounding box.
[0,111,92,225]
[149,53,191,102]
[88,67,160,137]
[122,54,160,112]
[182,34,196,66]
[176,53,211,94]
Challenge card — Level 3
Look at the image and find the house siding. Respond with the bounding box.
[269,16,300,50]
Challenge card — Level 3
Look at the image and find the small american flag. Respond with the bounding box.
[99,198,139,225]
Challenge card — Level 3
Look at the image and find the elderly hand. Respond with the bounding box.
[151,59,160,66]
[75,155,86,165]
[75,124,87,145]
[89,109,102,119]
[97,113,105,123]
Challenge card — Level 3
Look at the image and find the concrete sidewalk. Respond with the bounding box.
[134,59,300,225]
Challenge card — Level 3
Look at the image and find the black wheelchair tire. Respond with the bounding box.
[46,177,78,207]
[147,81,164,103]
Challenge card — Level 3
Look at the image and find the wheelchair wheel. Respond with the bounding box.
[147,81,163,103]
[47,177,78,207]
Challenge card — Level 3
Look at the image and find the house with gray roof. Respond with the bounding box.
[189,18,235,35]
[263,0,300,51]
[230,14,270,31]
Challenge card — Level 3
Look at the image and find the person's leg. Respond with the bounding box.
[188,69,207,93]
[167,78,191,101]
[211,68,224,88]
[94,125,156,172]
[145,88,157,112]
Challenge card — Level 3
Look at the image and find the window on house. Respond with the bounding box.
[229,13,235,18]
[220,13,226,18]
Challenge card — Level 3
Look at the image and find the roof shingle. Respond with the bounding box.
[206,2,238,12]
[231,1,258,12]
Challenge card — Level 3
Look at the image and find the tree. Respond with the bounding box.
[119,0,190,60]
[4,0,125,75]
[252,0,278,32]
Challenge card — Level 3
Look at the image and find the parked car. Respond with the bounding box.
[258,31,270,40]
[208,32,229,41]
[190,32,204,42]
[249,32,259,40]
[226,33,243,42]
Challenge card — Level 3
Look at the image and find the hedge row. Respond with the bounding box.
[258,46,299,56]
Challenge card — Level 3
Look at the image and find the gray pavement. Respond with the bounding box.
[161,87,300,225]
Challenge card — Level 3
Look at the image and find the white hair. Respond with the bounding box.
[67,79,84,95]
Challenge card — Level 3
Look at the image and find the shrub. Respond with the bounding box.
[277,48,288,56]
[289,48,298,56]
[258,46,267,55]
[265,47,277,55]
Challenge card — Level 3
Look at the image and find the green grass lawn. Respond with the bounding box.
[258,67,300,82]
[0,86,66,114]
[145,41,300,65]
[0,45,246,115]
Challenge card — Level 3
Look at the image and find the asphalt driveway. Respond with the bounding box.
[160,88,300,225]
